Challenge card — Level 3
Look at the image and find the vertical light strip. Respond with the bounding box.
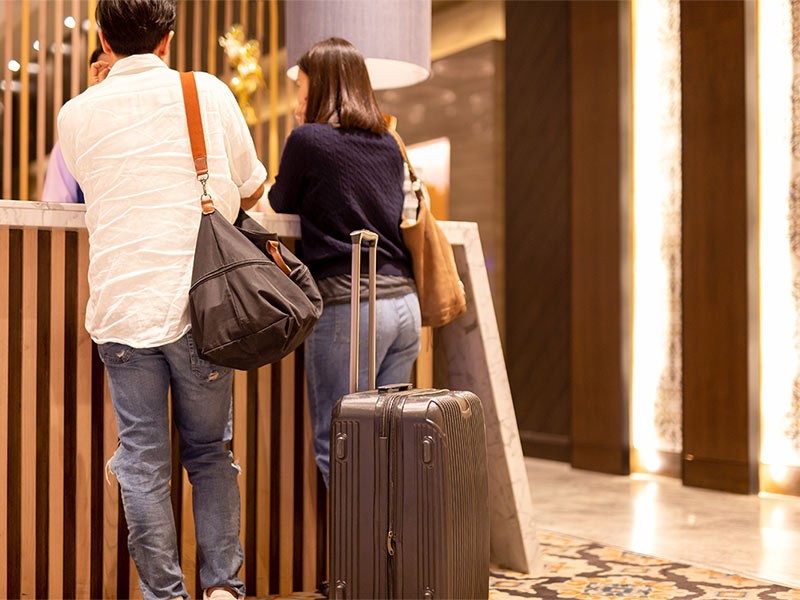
[192,0,201,72]
[36,1,47,200]
[19,0,30,200]
[268,0,278,184]
[631,0,683,474]
[4,1,14,199]
[53,0,64,139]
[176,0,185,72]
[208,0,218,75]
[87,0,97,60]
[240,0,248,35]
[758,0,799,477]
[255,0,265,160]
[224,0,233,34]
[70,0,79,99]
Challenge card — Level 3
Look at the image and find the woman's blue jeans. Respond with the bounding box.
[305,292,422,487]
[99,332,244,600]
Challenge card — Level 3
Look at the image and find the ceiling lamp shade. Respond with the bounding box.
[285,0,432,90]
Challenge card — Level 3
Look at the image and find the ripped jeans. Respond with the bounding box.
[100,331,244,600]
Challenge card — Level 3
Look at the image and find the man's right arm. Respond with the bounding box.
[212,76,267,210]
[241,182,265,211]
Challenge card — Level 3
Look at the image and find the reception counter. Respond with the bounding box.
[0,199,537,598]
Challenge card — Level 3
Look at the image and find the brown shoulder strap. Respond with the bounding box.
[386,127,425,207]
[180,72,215,214]
[180,72,208,177]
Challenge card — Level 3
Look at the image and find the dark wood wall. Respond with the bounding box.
[505,0,630,475]
[568,0,630,475]
[680,0,759,494]
[506,0,761,493]
[504,1,572,463]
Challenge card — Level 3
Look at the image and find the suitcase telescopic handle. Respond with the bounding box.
[349,230,378,394]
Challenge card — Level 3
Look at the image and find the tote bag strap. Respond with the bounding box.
[386,127,426,213]
[180,71,215,214]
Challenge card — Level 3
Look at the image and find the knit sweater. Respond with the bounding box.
[268,123,413,282]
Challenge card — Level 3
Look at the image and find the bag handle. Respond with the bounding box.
[180,72,215,215]
[349,230,378,393]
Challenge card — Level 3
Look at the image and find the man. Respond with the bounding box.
[57,1,266,599]
[42,48,110,203]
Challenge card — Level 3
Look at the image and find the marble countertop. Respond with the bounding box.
[0,199,476,245]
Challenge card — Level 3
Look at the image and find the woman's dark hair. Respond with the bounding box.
[298,37,386,135]
[96,0,176,56]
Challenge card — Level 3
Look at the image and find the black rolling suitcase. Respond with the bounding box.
[328,230,490,599]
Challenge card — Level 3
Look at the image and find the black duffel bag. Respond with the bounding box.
[189,207,322,370]
[181,72,322,370]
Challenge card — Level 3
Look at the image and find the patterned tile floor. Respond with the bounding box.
[490,530,800,599]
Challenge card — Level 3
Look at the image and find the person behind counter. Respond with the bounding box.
[268,37,421,489]
[56,1,267,598]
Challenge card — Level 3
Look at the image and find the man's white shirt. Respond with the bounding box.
[58,54,266,347]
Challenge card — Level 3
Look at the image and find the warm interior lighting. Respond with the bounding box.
[7,59,20,72]
[63,16,76,29]
[630,0,683,473]
[631,481,658,552]
[768,464,789,485]
[758,0,800,473]
[403,137,451,222]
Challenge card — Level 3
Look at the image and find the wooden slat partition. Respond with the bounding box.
[19,0,30,201]
[75,229,92,599]
[3,0,14,200]
[2,0,290,204]
[53,0,65,143]
[0,226,8,596]
[48,229,66,600]
[20,228,37,596]
[70,0,80,99]
[36,2,47,199]
[0,224,329,598]
[255,0,265,160]
[175,0,186,72]
[268,0,279,181]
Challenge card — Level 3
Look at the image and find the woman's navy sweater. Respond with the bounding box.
[268,123,413,282]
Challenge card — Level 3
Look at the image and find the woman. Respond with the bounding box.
[269,37,421,488]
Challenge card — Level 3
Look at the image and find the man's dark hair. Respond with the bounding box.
[96,0,176,56]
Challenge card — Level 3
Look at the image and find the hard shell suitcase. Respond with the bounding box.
[328,230,490,599]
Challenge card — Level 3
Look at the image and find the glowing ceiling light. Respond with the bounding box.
[7,59,20,72]
[33,40,39,52]
[64,16,76,29]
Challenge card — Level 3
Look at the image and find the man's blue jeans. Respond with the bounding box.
[305,292,421,487]
[100,332,244,600]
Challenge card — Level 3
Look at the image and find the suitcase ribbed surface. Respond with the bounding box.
[330,388,489,599]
